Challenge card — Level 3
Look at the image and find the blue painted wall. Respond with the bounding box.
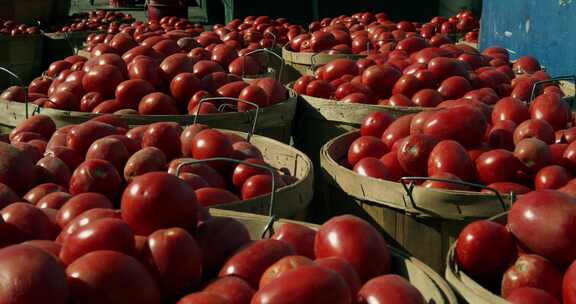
[480,0,576,77]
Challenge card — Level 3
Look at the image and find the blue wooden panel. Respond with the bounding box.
[480,0,576,77]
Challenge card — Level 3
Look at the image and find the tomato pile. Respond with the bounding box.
[0,113,424,303]
[2,114,301,206]
[287,10,479,55]
[0,19,40,36]
[454,189,576,304]
[340,75,574,194]
[1,20,289,115]
[45,11,135,33]
[293,44,550,106]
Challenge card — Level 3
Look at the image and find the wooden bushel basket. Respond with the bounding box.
[0,90,298,144]
[445,213,509,304]
[174,128,314,219]
[211,208,458,304]
[319,130,514,273]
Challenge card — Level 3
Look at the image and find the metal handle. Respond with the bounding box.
[175,157,279,238]
[309,52,321,76]
[193,97,260,142]
[529,75,576,108]
[399,176,511,213]
[244,48,285,82]
[0,67,29,119]
[263,31,277,50]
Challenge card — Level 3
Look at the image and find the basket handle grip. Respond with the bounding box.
[399,176,512,213]
[529,75,576,106]
[244,48,285,82]
[193,97,260,142]
[175,157,280,238]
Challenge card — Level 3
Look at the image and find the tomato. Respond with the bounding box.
[428,140,475,181]
[502,254,562,300]
[508,287,559,304]
[514,138,552,173]
[69,159,121,200]
[509,190,576,267]
[85,137,129,173]
[60,218,134,265]
[36,192,71,210]
[0,245,68,304]
[486,120,516,151]
[535,165,572,190]
[347,136,388,166]
[144,228,202,299]
[121,172,199,236]
[397,134,437,176]
[437,76,472,99]
[259,255,314,288]
[475,149,522,184]
[177,292,228,304]
[196,217,251,278]
[423,106,487,147]
[358,274,425,304]
[315,215,390,283]
[513,119,555,145]
[82,64,124,98]
[251,265,350,304]
[456,220,517,288]
[271,222,316,259]
[361,65,401,98]
[203,276,254,304]
[195,187,239,207]
[142,122,183,161]
[411,89,443,107]
[322,59,360,82]
[316,256,362,297]
[219,239,294,288]
[381,114,414,149]
[23,183,66,204]
[66,251,161,304]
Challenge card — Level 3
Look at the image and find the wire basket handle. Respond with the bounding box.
[193,97,260,142]
[399,176,512,213]
[175,157,280,238]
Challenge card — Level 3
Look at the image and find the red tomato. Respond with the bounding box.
[316,256,362,297]
[502,254,562,300]
[535,165,572,190]
[456,220,517,287]
[513,119,555,145]
[121,172,200,236]
[314,215,390,283]
[509,190,576,267]
[428,140,476,181]
[347,136,388,166]
[422,106,487,147]
[381,114,414,149]
[59,218,134,265]
[530,93,571,131]
[259,255,315,288]
[251,265,351,304]
[508,287,559,304]
[66,251,161,304]
[219,239,294,288]
[144,227,202,299]
[475,149,522,184]
[68,159,121,200]
[0,245,68,304]
[203,276,254,304]
[358,274,425,304]
[514,138,552,173]
[397,134,437,176]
